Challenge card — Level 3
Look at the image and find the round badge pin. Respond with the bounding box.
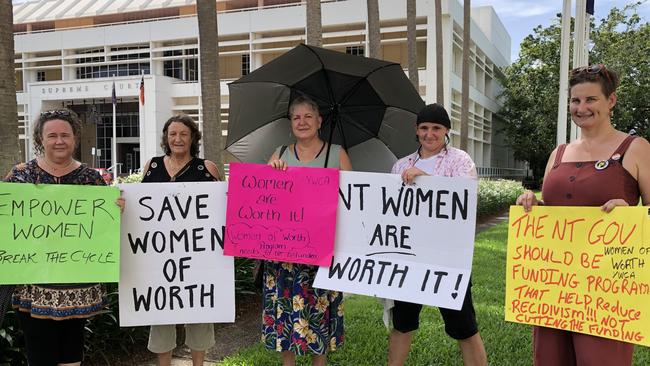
[611,153,621,161]
[151,162,157,168]
[594,160,609,170]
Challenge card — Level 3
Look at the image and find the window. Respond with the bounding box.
[36,71,46,82]
[163,49,198,81]
[346,46,364,56]
[76,47,150,79]
[96,105,140,169]
[241,54,250,76]
[164,50,183,79]
[185,49,198,81]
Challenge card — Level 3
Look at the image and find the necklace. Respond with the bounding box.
[40,157,75,172]
[166,155,191,173]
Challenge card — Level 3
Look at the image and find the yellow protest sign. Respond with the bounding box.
[505,206,650,347]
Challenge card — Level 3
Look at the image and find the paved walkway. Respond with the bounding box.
[475,211,509,234]
[141,360,212,366]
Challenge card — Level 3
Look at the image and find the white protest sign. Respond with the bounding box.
[314,171,477,310]
[118,182,235,326]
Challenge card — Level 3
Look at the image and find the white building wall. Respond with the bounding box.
[13,0,517,173]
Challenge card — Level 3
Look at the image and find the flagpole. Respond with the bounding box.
[571,0,588,142]
[139,70,145,171]
[112,76,118,182]
[556,0,572,145]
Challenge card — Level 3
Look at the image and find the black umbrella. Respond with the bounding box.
[226,44,424,172]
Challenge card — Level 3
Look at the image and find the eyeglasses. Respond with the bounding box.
[571,64,609,77]
[40,109,72,119]
[570,64,612,85]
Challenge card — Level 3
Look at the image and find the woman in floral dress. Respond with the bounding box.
[264,95,352,366]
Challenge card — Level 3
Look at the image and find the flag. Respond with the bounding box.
[139,76,145,106]
[111,81,117,106]
[586,0,594,15]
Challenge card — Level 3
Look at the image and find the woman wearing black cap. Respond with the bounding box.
[386,103,487,366]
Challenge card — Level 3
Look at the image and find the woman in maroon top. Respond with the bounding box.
[516,65,650,365]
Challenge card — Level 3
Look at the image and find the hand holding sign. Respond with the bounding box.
[0,182,120,284]
[505,206,650,347]
[224,163,339,266]
[314,171,478,310]
[118,182,234,327]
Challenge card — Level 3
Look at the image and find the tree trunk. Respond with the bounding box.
[197,0,223,172]
[306,0,322,47]
[460,0,470,151]
[366,0,380,58]
[406,0,418,89]
[435,0,444,103]
[0,0,21,176]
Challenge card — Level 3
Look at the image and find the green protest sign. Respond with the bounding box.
[0,182,120,284]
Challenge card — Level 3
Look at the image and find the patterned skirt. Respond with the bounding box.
[12,284,105,320]
[262,261,344,355]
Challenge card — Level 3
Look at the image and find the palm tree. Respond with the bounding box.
[306,0,322,46]
[406,0,417,88]
[366,0,380,58]
[196,0,223,172]
[434,0,444,103]
[460,0,470,151]
[0,0,22,175]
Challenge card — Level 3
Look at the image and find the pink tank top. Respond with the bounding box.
[542,135,640,206]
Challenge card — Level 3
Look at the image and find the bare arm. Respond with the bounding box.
[204,160,222,181]
[516,147,557,211]
[339,148,352,171]
[623,137,650,205]
[142,159,152,176]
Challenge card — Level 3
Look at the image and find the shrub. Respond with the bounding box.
[235,258,259,295]
[0,309,26,366]
[115,173,143,184]
[84,284,149,364]
[477,179,524,220]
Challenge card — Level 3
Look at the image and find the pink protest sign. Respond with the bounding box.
[224,163,340,266]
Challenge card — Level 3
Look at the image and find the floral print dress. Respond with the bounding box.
[262,262,344,355]
[261,144,345,355]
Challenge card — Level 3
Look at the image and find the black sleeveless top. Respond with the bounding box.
[142,156,218,183]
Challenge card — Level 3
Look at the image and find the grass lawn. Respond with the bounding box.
[219,222,650,365]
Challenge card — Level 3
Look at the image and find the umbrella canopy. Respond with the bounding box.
[226,44,424,172]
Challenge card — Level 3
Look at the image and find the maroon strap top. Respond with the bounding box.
[542,135,640,206]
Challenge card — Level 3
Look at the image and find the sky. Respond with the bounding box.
[472,0,650,62]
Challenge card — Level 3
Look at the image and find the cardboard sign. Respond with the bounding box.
[224,163,339,266]
[0,182,120,284]
[314,171,478,310]
[505,206,650,347]
[118,182,235,326]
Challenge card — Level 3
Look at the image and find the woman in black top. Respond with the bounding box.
[141,114,220,365]
[142,115,220,183]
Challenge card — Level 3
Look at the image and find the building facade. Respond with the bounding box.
[13,0,522,175]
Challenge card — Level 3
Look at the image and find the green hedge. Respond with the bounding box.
[477,179,524,220]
